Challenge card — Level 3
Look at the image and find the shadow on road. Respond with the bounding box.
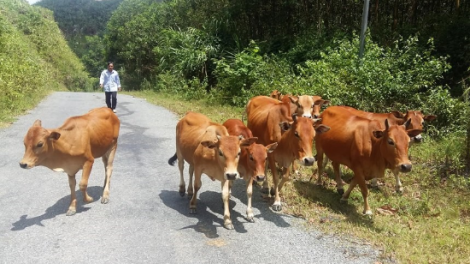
[11,186,103,231]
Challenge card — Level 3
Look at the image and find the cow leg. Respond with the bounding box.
[277,167,290,193]
[187,164,194,197]
[177,155,185,196]
[66,174,77,216]
[221,179,234,230]
[341,177,358,203]
[315,151,324,185]
[189,168,202,214]
[270,155,283,211]
[101,143,117,204]
[332,162,345,195]
[261,158,270,194]
[79,160,94,204]
[393,171,403,192]
[245,177,255,222]
[357,177,372,215]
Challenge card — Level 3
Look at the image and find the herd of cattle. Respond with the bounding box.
[18,91,436,230]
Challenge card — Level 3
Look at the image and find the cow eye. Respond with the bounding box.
[387,138,395,145]
[294,131,300,138]
[36,142,44,148]
[238,151,241,157]
[218,150,223,157]
[249,155,254,161]
[311,104,314,108]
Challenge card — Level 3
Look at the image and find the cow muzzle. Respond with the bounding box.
[19,162,32,169]
[255,175,265,182]
[301,157,315,166]
[411,134,423,143]
[225,173,239,181]
[400,163,412,173]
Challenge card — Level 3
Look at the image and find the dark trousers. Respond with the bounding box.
[105,92,117,109]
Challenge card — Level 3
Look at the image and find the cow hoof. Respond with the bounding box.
[224,223,234,230]
[337,188,344,196]
[261,188,269,194]
[101,197,109,204]
[66,209,76,216]
[187,193,194,199]
[272,204,282,211]
[396,186,404,193]
[246,216,255,223]
[363,210,373,218]
[179,191,185,197]
[189,208,197,214]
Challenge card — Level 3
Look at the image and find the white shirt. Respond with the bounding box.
[100,70,121,92]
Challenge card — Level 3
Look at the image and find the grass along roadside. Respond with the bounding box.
[130,90,470,263]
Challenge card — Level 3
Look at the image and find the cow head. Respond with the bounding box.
[242,142,278,182]
[270,90,283,100]
[201,135,257,180]
[287,115,330,166]
[311,96,330,119]
[373,119,422,174]
[19,120,61,169]
[402,110,437,143]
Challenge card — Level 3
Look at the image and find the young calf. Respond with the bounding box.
[168,112,257,229]
[19,107,120,216]
[223,119,277,222]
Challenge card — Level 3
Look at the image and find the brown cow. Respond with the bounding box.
[168,112,257,229]
[247,99,330,211]
[315,106,422,215]
[223,119,278,222]
[19,107,120,216]
[329,106,436,192]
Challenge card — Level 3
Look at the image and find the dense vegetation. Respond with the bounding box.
[35,0,124,76]
[103,0,469,129]
[0,0,92,125]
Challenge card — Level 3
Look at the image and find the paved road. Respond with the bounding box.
[0,92,380,263]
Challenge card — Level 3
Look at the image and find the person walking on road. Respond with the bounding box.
[100,62,122,113]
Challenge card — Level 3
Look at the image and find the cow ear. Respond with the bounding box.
[322,100,330,106]
[33,120,42,127]
[288,96,298,104]
[391,111,404,118]
[49,132,61,140]
[201,140,217,149]
[385,119,390,130]
[373,130,384,139]
[314,124,330,135]
[266,142,278,153]
[279,121,291,132]
[240,137,257,147]
[403,118,412,129]
[407,129,423,138]
[292,113,298,121]
[424,115,437,122]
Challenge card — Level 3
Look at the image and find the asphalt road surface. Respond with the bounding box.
[0,92,381,264]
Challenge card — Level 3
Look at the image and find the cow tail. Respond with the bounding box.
[168,153,177,166]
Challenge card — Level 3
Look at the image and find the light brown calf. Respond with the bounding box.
[19,107,120,216]
[168,112,257,229]
[247,98,330,211]
[223,119,277,222]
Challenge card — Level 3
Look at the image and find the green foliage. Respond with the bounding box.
[155,27,220,82]
[213,41,266,105]
[0,0,92,123]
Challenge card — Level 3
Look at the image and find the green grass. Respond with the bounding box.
[128,90,470,264]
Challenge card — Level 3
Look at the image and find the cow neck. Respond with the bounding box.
[275,128,298,167]
[368,137,388,178]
